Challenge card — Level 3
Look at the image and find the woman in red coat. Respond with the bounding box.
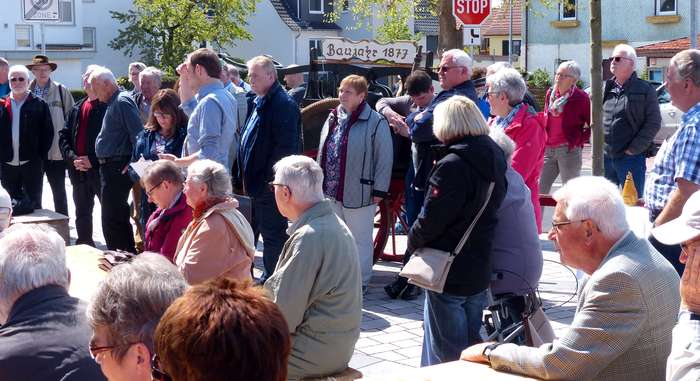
[141,160,192,262]
[487,68,547,232]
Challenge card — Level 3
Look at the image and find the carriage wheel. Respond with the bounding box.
[372,179,407,264]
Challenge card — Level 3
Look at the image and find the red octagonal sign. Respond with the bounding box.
[453,0,491,25]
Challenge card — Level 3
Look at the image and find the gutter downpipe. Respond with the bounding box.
[524,2,528,71]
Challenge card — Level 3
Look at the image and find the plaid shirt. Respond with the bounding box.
[644,102,700,212]
[32,81,50,100]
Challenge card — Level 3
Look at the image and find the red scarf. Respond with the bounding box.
[192,196,228,219]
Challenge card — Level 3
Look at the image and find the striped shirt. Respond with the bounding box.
[645,102,700,212]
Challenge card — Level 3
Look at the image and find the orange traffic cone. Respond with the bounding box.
[622,171,638,206]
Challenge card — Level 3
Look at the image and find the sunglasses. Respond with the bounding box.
[611,56,633,63]
[10,77,26,82]
[151,354,173,381]
[436,65,463,73]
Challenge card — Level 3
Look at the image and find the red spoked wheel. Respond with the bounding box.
[372,178,407,264]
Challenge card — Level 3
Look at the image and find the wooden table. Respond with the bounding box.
[65,245,106,302]
[11,209,70,245]
[361,360,538,380]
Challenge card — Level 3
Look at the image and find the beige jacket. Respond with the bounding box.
[30,79,75,161]
[174,198,255,285]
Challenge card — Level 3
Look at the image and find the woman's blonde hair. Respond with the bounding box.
[432,95,489,143]
[339,74,368,97]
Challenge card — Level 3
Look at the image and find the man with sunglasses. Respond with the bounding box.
[461,176,680,381]
[646,49,700,276]
[602,44,661,196]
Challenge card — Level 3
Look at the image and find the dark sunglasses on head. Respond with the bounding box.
[151,354,172,381]
[10,77,26,82]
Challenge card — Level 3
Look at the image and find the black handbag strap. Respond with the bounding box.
[451,181,495,257]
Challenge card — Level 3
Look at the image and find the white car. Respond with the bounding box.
[652,81,682,146]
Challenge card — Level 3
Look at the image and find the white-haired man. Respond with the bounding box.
[265,155,361,380]
[461,176,681,381]
[603,44,661,195]
[128,62,146,96]
[646,49,700,276]
[134,66,162,122]
[91,66,142,253]
[0,224,105,380]
[237,55,302,283]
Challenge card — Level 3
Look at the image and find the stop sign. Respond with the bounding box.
[453,0,491,25]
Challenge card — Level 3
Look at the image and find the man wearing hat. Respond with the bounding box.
[651,191,700,381]
[27,55,74,217]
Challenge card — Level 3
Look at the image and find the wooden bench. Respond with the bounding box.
[11,209,70,245]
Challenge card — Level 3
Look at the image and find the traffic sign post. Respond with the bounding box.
[453,0,491,26]
[22,0,60,55]
[463,27,480,46]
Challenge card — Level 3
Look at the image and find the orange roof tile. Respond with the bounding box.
[481,0,522,36]
[636,35,700,57]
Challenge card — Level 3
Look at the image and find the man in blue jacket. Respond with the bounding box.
[237,56,302,282]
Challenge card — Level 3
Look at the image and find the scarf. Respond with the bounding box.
[494,102,525,131]
[548,86,575,117]
[192,196,228,219]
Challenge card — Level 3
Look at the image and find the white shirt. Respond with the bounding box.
[8,93,29,166]
[667,310,700,381]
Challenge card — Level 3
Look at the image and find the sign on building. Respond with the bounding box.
[321,38,418,65]
[23,0,59,22]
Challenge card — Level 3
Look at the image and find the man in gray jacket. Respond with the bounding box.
[265,155,361,380]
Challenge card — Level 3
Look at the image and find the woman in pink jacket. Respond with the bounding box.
[487,68,547,232]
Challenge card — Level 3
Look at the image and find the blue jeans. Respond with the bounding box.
[603,153,646,194]
[421,289,488,366]
[404,161,425,229]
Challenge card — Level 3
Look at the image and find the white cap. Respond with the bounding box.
[652,191,700,245]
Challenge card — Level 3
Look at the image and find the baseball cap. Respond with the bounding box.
[651,191,700,245]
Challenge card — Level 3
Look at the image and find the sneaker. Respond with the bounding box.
[384,276,408,299]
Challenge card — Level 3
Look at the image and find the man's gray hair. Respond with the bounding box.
[0,224,69,311]
[8,65,30,81]
[89,66,117,85]
[273,155,324,204]
[139,66,163,84]
[487,68,527,105]
[670,49,700,87]
[82,64,102,81]
[128,62,146,72]
[228,65,240,76]
[489,128,515,165]
[558,60,581,80]
[444,49,473,70]
[552,176,629,240]
[486,61,512,76]
[247,56,277,76]
[187,159,232,199]
[87,253,187,362]
[613,44,637,64]
[0,57,8,68]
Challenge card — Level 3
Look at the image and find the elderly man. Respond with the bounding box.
[229,64,251,92]
[0,224,105,380]
[284,64,306,106]
[650,191,700,381]
[160,48,237,169]
[27,55,75,217]
[237,55,302,282]
[0,58,9,97]
[646,49,700,275]
[0,65,53,210]
[265,155,361,380]
[222,63,249,137]
[461,176,680,381]
[91,66,142,252]
[87,253,187,381]
[133,66,162,123]
[603,44,661,194]
[128,62,146,96]
[59,65,106,247]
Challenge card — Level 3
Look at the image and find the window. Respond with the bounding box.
[648,68,665,83]
[559,0,576,20]
[342,0,349,12]
[426,35,438,55]
[309,39,323,56]
[657,0,676,15]
[502,40,521,56]
[15,25,32,49]
[83,27,96,50]
[309,0,323,14]
[59,0,74,23]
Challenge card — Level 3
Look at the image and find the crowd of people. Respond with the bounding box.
[0,43,698,381]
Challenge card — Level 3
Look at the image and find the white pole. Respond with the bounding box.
[41,23,46,55]
[691,0,698,49]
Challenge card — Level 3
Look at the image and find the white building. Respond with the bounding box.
[0,0,137,88]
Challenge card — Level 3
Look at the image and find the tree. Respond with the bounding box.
[109,0,257,73]
[326,0,420,42]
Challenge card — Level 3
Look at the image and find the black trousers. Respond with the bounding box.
[69,166,101,246]
[649,209,684,275]
[1,160,43,209]
[43,159,69,216]
[100,159,135,253]
[252,190,289,282]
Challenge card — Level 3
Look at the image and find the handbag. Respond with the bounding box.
[399,181,495,293]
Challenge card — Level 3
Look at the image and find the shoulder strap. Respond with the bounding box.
[451,181,495,257]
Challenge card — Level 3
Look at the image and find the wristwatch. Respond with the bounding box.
[482,343,502,363]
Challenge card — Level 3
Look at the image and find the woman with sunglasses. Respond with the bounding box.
[174,159,255,285]
[129,89,188,235]
[0,65,53,211]
[140,160,192,262]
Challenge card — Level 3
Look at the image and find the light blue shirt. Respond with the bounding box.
[181,81,238,168]
[8,95,28,166]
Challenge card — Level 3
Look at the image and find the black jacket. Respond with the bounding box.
[59,97,107,170]
[408,135,507,296]
[603,72,661,157]
[0,285,106,381]
[0,93,53,163]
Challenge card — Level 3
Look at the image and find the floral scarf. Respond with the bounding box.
[548,86,575,117]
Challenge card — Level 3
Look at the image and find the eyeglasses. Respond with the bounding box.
[268,181,290,194]
[611,56,633,63]
[555,73,575,79]
[151,354,173,381]
[437,65,463,73]
[487,91,500,98]
[551,219,587,231]
[153,111,172,118]
[146,181,164,197]
[9,77,26,82]
[89,342,138,361]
